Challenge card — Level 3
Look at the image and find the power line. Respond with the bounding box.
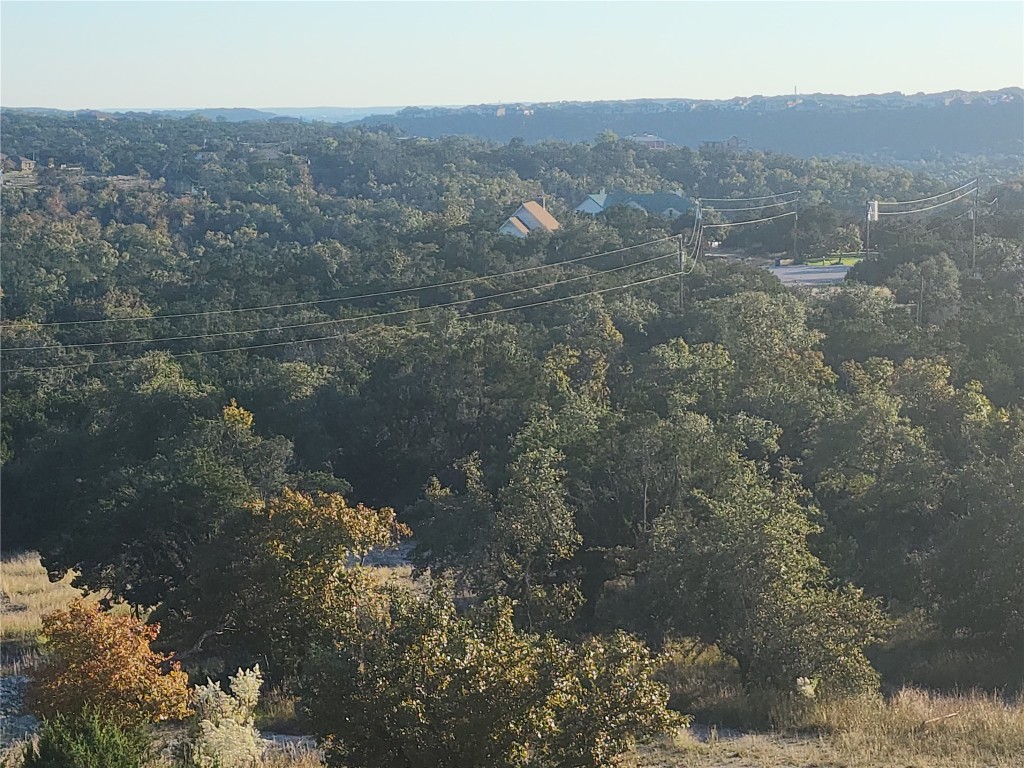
[2,269,684,375]
[683,206,702,246]
[702,197,798,213]
[3,250,678,353]
[701,210,798,228]
[875,178,978,207]
[2,235,678,330]
[682,221,704,275]
[699,190,800,203]
[875,185,978,216]
[683,243,702,275]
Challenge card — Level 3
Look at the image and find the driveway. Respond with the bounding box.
[768,264,850,286]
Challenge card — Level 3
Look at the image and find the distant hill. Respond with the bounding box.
[4,89,1021,158]
[355,89,1024,159]
[4,105,404,123]
[146,108,283,122]
[265,106,402,122]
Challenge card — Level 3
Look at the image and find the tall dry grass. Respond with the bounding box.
[0,552,84,647]
[648,637,1024,767]
[262,740,325,768]
[635,689,1024,768]
[814,687,1024,766]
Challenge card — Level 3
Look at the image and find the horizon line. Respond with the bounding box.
[3,86,1022,114]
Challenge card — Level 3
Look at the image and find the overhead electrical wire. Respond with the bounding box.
[875,178,978,207]
[701,198,798,212]
[701,210,798,228]
[2,269,685,375]
[875,185,978,216]
[683,207,702,246]
[679,195,799,274]
[2,249,678,353]
[924,209,973,231]
[682,224,704,275]
[2,235,679,330]
[699,190,800,203]
[3,191,815,372]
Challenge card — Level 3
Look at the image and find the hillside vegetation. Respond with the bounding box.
[1,114,1023,766]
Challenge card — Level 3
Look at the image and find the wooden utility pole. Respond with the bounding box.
[791,210,799,259]
[678,233,685,313]
[917,273,925,326]
[865,201,878,252]
[971,185,979,275]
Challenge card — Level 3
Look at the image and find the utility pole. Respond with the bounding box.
[791,210,799,260]
[971,184,979,275]
[917,273,925,326]
[678,233,685,313]
[865,201,878,252]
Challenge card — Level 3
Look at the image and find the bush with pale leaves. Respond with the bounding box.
[177,666,266,768]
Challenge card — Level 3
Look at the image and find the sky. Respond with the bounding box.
[2,1,1022,110]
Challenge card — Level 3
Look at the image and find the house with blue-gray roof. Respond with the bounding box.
[575,189,692,219]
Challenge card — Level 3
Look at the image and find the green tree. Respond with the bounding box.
[929,414,1024,668]
[640,462,888,695]
[886,253,961,327]
[805,359,942,602]
[412,446,582,631]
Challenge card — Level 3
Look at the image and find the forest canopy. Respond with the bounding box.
[2,112,1023,760]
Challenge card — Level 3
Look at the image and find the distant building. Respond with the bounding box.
[575,189,692,219]
[57,163,85,178]
[251,147,283,160]
[624,133,669,150]
[700,136,746,151]
[499,200,561,238]
[108,175,163,191]
[15,156,36,172]
[495,104,535,118]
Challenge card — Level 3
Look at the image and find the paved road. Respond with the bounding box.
[768,264,850,286]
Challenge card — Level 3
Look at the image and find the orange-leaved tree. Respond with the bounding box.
[26,600,191,723]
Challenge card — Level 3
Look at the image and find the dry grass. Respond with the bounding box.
[815,688,1024,766]
[256,688,302,734]
[262,740,325,768]
[0,552,85,647]
[647,639,1024,767]
[631,688,1024,767]
[140,736,326,768]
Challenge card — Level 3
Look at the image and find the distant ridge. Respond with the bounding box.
[4,89,1021,159]
[356,88,1024,159]
[3,106,404,123]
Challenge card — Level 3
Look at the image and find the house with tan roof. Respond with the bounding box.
[498,200,561,238]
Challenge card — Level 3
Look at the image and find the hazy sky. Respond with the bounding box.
[2,1,1022,109]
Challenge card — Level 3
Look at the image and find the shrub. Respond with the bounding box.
[22,708,152,768]
[302,587,673,768]
[26,600,191,723]
[176,666,265,768]
[538,631,685,766]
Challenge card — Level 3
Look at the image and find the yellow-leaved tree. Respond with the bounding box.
[26,600,191,723]
[182,487,409,678]
[248,488,409,661]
